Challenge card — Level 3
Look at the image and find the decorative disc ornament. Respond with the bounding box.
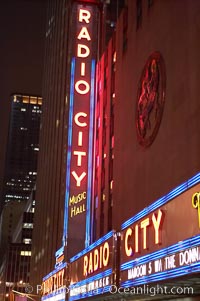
[136,52,166,147]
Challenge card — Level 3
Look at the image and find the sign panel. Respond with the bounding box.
[63,2,99,257]
[41,263,67,301]
[69,231,118,301]
[120,172,200,287]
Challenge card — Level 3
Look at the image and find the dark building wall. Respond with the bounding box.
[113,0,200,229]
[30,0,69,290]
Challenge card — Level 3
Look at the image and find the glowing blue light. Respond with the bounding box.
[85,60,96,247]
[121,172,200,231]
[69,269,112,301]
[42,262,67,281]
[55,246,64,258]
[121,234,200,287]
[70,230,113,262]
[62,58,75,246]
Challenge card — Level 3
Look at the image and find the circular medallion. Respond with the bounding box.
[136,52,166,147]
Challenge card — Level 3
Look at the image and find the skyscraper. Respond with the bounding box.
[1,94,42,211]
[0,94,42,258]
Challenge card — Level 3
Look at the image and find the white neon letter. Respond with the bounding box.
[78,27,91,41]
[73,151,86,166]
[152,209,163,244]
[79,9,91,24]
[77,44,90,58]
[78,131,83,146]
[72,171,86,187]
[81,63,86,76]
[75,80,90,94]
[74,112,87,127]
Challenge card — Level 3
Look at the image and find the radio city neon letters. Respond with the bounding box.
[83,242,110,277]
[71,8,92,188]
[42,269,65,295]
[124,209,163,257]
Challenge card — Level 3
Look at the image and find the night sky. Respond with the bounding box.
[0,0,46,199]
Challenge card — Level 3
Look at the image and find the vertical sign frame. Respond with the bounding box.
[63,1,99,258]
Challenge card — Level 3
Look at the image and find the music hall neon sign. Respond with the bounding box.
[63,3,98,254]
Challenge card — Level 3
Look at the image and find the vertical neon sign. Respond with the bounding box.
[63,2,98,258]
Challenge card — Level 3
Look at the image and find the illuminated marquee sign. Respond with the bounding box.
[68,231,118,301]
[41,263,67,301]
[63,2,99,256]
[120,172,200,287]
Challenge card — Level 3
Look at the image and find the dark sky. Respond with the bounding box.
[0,0,47,199]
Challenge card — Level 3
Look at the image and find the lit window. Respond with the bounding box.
[23,239,32,244]
[23,223,33,229]
[23,96,29,103]
[30,97,37,104]
[20,251,31,256]
[21,108,26,112]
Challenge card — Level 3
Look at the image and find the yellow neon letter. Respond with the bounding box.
[93,249,99,271]
[152,209,163,244]
[141,218,150,249]
[102,242,109,267]
[192,192,200,228]
[83,255,88,276]
[125,228,133,257]
[135,224,139,253]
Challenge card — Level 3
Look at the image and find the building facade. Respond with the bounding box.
[1,94,42,211]
[0,94,42,260]
[31,0,200,301]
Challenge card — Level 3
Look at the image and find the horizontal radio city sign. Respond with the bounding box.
[68,231,117,301]
[41,262,67,298]
[120,172,200,287]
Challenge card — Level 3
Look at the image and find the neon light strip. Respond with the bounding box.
[42,262,67,281]
[121,234,200,287]
[69,268,112,301]
[122,262,200,288]
[121,235,200,270]
[85,59,96,247]
[121,172,200,230]
[70,230,113,262]
[55,246,64,258]
[90,65,98,243]
[62,58,76,246]
[70,268,112,288]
